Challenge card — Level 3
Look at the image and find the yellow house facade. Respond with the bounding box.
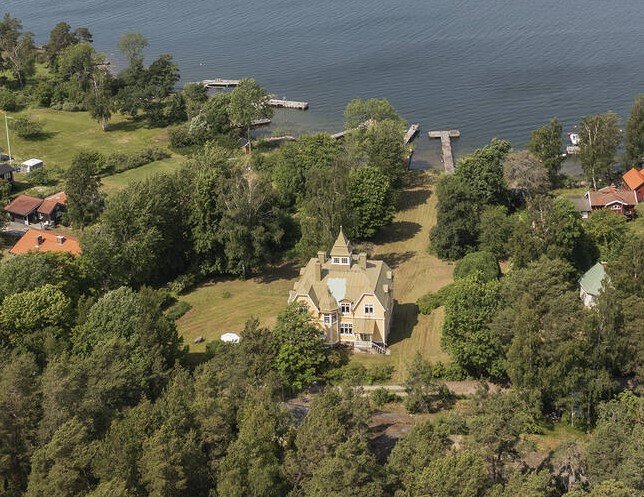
[288,229,394,353]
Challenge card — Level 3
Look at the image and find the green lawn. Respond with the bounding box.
[4,108,180,169]
[176,264,297,353]
[101,156,186,194]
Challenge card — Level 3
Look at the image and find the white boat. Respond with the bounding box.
[569,133,580,146]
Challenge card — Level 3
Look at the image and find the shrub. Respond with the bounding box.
[27,167,56,186]
[453,251,500,282]
[61,101,85,112]
[0,89,19,111]
[169,124,193,148]
[168,272,196,295]
[417,284,454,315]
[371,388,400,407]
[434,412,469,435]
[103,148,171,174]
[12,116,44,139]
[166,300,192,321]
[366,364,394,384]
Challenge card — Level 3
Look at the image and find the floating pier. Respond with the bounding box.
[404,123,420,145]
[268,98,309,110]
[428,130,461,174]
[201,78,241,88]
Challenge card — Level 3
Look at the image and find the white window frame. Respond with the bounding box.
[341,302,351,314]
[340,323,353,335]
[323,314,331,324]
[332,257,341,264]
[364,303,374,315]
[341,257,349,264]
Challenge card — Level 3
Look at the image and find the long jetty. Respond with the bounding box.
[428,130,460,174]
[268,98,309,110]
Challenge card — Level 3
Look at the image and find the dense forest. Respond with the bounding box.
[1,13,643,497]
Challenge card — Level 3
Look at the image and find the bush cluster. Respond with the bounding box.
[165,300,192,321]
[103,147,170,174]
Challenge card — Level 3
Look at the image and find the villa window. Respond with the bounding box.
[341,302,351,314]
[341,257,349,264]
[340,323,353,335]
[323,314,331,325]
[364,303,374,314]
[332,257,340,264]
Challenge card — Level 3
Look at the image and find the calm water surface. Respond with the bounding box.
[5,0,644,168]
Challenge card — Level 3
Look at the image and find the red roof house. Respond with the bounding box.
[36,191,68,225]
[4,191,68,226]
[585,185,637,218]
[9,228,81,256]
[4,195,43,224]
[623,168,644,203]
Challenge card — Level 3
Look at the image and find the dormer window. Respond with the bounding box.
[332,257,340,264]
[364,303,374,315]
[341,257,349,264]
[341,302,351,314]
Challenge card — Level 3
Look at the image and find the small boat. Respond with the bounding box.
[569,133,580,146]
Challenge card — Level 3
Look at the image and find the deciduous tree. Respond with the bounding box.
[623,94,644,168]
[228,78,272,151]
[579,112,621,190]
[528,117,564,184]
[65,151,104,228]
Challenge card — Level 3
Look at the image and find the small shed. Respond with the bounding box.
[0,163,15,183]
[579,262,607,308]
[20,158,44,174]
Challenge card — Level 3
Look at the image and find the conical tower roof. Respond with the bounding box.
[330,227,352,257]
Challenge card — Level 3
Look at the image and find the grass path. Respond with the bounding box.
[353,171,453,379]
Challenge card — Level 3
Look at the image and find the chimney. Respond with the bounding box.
[358,252,367,269]
[36,234,44,246]
[386,270,393,280]
[314,260,322,281]
[317,251,326,264]
[56,235,66,245]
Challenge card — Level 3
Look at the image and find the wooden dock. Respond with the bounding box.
[250,118,272,127]
[404,123,420,145]
[268,99,309,110]
[201,78,241,88]
[331,120,376,140]
[264,135,298,144]
[428,130,460,174]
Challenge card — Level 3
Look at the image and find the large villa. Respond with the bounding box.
[288,228,394,354]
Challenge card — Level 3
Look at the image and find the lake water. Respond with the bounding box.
[5,0,644,169]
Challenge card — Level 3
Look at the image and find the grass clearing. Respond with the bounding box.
[177,170,454,379]
[176,263,298,353]
[4,108,180,169]
[101,156,186,194]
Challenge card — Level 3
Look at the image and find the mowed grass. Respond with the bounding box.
[101,156,186,194]
[176,264,298,353]
[353,170,453,380]
[5,108,179,168]
[177,170,453,378]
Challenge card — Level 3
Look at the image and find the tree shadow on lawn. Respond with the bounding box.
[106,118,147,133]
[373,221,422,244]
[254,260,300,284]
[397,187,432,212]
[387,301,419,347]
[374,250,415,269]
[22,131,58,141]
